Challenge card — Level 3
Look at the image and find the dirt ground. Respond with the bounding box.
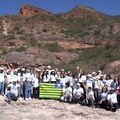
[0,96,120,120]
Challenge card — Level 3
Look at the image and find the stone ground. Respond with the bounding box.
[0,96,120,120]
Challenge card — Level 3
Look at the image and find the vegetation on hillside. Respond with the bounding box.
[57,45,120,72]
[0,5,120,73]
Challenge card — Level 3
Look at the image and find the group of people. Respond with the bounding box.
[0,65,120,112]
[59,69,120,112]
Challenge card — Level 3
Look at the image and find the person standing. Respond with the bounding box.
[32,73,39,99]
[0,69,4,95]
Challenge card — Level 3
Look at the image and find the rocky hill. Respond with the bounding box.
[0,4,120,73]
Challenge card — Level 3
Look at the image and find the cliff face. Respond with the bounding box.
[19,5,51,17]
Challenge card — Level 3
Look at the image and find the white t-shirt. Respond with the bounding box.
[86,79,93,88]
[43,74,51,82]
[7,74,13,83]
[106,79,113,90]
[25,73,34,81]
[87,90,94,99]
[33,77,39,88]
[73,87,84,96]
[94,80,103,89]
[0,73,4,82]
[79,75,87,83]
[107,93,118,103]
[60,77,67,87]
[66,76,72,82]
[11,75,19,82]
[50,75,56,82]
[63,87,72,96]
[101,92,108,99]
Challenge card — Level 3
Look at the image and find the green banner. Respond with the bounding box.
[39,83,62,99]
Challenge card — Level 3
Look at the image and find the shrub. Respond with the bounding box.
[43,28,48,32]
[60,46,120,72]
[1,48,8,55]
[42,42,64,52]
[15,46,26,52]
[5,34,15,40]
[20,34,37,46]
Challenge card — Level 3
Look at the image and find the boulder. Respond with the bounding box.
[105,60,120,75]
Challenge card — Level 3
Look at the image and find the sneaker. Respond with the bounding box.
[25,98,29,101]
[28,97,32,100]
[18,97,23,100]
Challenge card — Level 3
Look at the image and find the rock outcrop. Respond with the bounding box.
[105,60,120,75]
[19,5,51,17]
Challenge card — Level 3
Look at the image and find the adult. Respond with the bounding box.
[73,83,84,104]
[61,82,72,102]
[86,87,95,107]
[107,89,118,112]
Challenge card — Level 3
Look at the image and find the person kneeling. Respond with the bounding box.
[107,89,118,112]
[73,83,84,104]
[61,82,72,102]
[86,87,95,107]
[5,81,19,103]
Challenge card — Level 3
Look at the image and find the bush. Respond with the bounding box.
[60,46,120,72]
[42,42,64,52]
[1,48,8,55]
[15,46,26,52]
[20,34,37,46]
[43,28,48,32]
[5,34,15,40]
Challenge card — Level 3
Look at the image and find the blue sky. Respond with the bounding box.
[0,0,120,16]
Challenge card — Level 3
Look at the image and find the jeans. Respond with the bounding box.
[0,82,4,95]
[23,81,32,99]
[6,92,17,103]
[33,87,39,99]
[117,95,120,107]
[87,98,95,107]
[94,88,101,105]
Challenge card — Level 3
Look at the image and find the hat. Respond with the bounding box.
[51,69,55,72]
[96,76,100,79]
[87,74,92,78]
[47,65,51,69]
[22,68,25,71]
[61,69,64,72]
[92,72,96,75]
[98,70,102,73]
[67,71,71,74]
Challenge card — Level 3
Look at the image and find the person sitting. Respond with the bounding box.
[86,87,95,107]
[107,89,118,112]
[5,80,20,103]
[73,82,84,104]
[99,86,108,109]
[61,82,72,102]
